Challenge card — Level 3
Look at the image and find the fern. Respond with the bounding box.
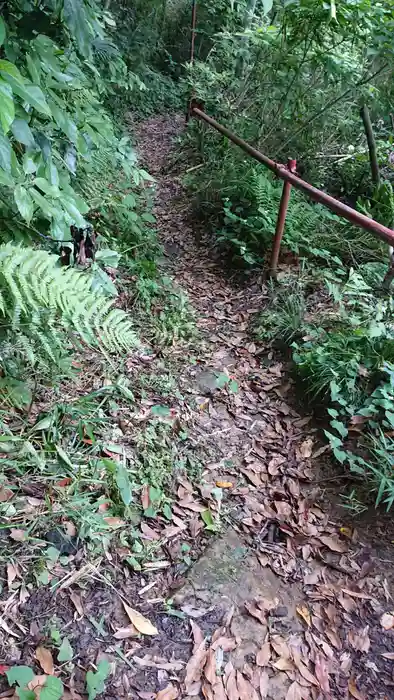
[0,244,138,376]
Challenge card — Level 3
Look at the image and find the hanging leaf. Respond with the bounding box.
[0,80,14,134]
[0,18,6,47]
[11,119,35,148]
[4,76,51,116]
[63,0,94,57]
[0,132,11,172]
[48,100,78,143]
[14,185,34,224]
[262,0,274,14]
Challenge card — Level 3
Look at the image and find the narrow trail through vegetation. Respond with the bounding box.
[131,115,394,700]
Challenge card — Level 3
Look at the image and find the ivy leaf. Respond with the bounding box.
[14,185,34,224]
[115,463,132,506]
[58,637,73,662]
[40,676,64,700]
[86,660,109,700]
[11,119,35,148]
[0,18,6,47]
[6,666,34,687]
[331,420,348,438]
[0,132,11,172]
[0,79,14,134]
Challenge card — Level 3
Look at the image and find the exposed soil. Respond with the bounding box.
[1,114,394,700]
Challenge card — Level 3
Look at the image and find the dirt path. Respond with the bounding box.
[132,115,394,700]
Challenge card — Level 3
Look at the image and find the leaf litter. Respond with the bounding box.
[0,114,393,699]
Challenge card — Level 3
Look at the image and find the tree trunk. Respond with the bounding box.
[360,103,380,186]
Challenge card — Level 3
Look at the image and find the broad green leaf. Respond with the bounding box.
[5,76,51,116]
[22,152,38,174]
[6,666,34,687]
[30,188,56,219]
[0,17,6,47]
[61,197,86,227]
[331,420,348,438]
[0,131,11,172]
[26,54,41,85]
[0,60,24,83]
[51,217,72,242]
[16,690,35,700]
[95,249,121,268]
[46,158,59,186]
[48,100,78,143]
[86,660,109,700]
[201,509,216,531]
[0,79,14,133]
[262,0,273,13]
[11,118,35,148]
[0,167,14,186]
[63,0,94,57]
[10,147,21,177]
[40,676,64,700]
[91,265,118,297]
[115,463,132,506]
[33,177,60,198]
[14,185,34,224]
[58,637,73,662]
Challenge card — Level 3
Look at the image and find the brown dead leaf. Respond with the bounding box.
[348,626,370,653]
[270,636,291,659]
[155,685,178,700]
[141,484,150,510]
[285,682,303,700]
[314,654,330,694]
[122,601,158,635]
[256,642,271,667]
[296,605,311,627]
[224,664,239,700]
[259,671,269,699]
[113,625,138,639]
[244,600,266,625]
[35,647,54,675]
[0,486,13,502]
[103,517,125,528]
[63,520,77,537]
[299,438,313,458]
[190,620,204,652]
[27,675,48,693]
[294,659,319,686]
[325,628,342,650]
[185,640,207,692]
[70,590,83,617]
[318,535,347,553]
[7,563,18,589]
[236,672,259,700]
[212,678,227,700]
[204,649,217,686]
[273,657,295,672]
[9,529,27,542]
[348,678,366,700]
[380,611,394,630]
[211,636,237,652]
[381,652,394,659]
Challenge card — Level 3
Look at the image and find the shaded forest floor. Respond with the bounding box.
[1,115,394,700]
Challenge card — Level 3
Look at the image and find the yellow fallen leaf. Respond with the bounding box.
[296,605,311,627]
[122,601,158,635]
[35,646,54,675]
[216,481,233,489]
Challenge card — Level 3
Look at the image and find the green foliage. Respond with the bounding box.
[257,265,394,510]
[0,244,138,396]
[86,660,109,700]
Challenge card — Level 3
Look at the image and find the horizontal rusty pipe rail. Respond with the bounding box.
[191,107,394,247]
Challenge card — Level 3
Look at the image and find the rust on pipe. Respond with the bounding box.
[191,107,394,247]
[269,159,296,278]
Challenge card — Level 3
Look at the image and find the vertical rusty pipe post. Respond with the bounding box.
[185,0,198,123]
[268,158,297,279]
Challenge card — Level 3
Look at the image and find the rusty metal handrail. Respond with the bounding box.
[190,105,394,277]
